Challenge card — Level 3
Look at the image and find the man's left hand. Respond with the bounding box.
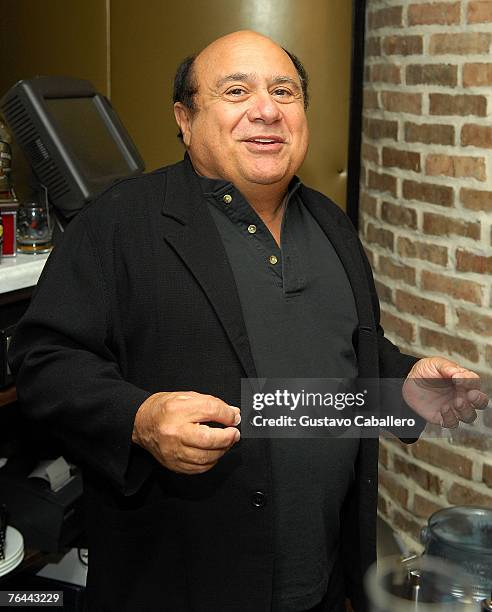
[402,357,489,428]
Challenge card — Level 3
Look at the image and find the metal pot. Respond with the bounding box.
[421,506,492,601]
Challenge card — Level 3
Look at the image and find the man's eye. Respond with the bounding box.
[272,88,294,99]
[226,87,247,96]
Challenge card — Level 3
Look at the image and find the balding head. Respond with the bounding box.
[173,31,309,123]
[173,30,309,193]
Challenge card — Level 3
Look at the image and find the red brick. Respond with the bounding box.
[363,244,375,267]
[430,93,487,117]
[408,2,460,25]
[366,222,395,250]
[393,455,442,494]
[448,483,492,507]
[382,147,420,172]
[395,290,445,325]
[420,327,479,362]
[360,191,377,216]
[375,280,393,304]
[371,63,401,84]
[364,66,370,83]
[397,237,448,267]
[461,124,492,148]
[379,254,417,284]
[413,494,444,519]
[402,180,453,206]
[381,310,415,343]
[364,118,398,141]
[456,249,492,274]
[362,142,379,165]
[484,464,492,488]
[363,89,379,110]
[379,445,389,469]
[378,493,388,515]
[486,345,492,368]
[381,201,417,229]
[461,188,492,212]
[411,439,473,478]
[382,91,422,114]
[449,427,492,452]
[421,270,483,305]
[430,32,491,55]
[383,35,423,56]
[392,509,423,540]
[463,63,492,87]
[406,64,457,86]
[425,154,486,181]
[468,1,492,23]
[366,37,381,57]
[369,6,403,30]
[405,122,454,146]
[368,171,397,196]
[456,307,492,336]
[423,212,480,239]
[379,466,409,507]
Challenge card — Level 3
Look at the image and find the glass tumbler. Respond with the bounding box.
[16,204,52,254]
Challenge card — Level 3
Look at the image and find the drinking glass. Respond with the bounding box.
[16,204,52,254]
[365,554,478,611]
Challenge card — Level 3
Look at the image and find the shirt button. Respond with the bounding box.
[251,491,267,508]
[247,224,257,234]
[222,194,232,204]
[269,255,278,265]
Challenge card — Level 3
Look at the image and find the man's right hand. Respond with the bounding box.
[131,391,241,475]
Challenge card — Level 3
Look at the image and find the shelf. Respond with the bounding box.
[0,386,16,408]
[0,253,50,295]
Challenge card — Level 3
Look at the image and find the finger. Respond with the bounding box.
[182,423,240,450]
[440,404,459,428]
[453,396,477,424]
[466,389,489,411]
[186,395,241,426]
[451,372,481,391]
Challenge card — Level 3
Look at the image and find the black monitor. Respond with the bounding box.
[0,76,145,222]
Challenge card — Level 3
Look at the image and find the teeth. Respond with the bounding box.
[253,139,276,143]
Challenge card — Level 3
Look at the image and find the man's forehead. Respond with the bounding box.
[194,32,297,83]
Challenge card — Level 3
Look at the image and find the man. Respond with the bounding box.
[10,31,487,612]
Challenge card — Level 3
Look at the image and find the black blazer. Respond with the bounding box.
[10,157,417,612]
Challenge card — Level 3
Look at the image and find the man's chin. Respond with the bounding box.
[240,168,291,186]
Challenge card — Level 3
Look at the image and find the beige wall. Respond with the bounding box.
[0,0,108,96]
[0,0,352,208]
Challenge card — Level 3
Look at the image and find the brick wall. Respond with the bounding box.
[361,0,492,551]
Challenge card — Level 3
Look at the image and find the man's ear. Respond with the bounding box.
[174,102,193,146]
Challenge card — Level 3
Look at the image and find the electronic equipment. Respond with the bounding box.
[0,76,145,225]
[0,456,83,553]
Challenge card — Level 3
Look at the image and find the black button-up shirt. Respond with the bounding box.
[199,174,360,612]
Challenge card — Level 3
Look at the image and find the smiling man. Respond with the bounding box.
[10,30,488,612]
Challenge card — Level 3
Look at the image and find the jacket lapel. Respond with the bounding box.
[160,158,257,379]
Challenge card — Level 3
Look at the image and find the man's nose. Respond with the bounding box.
[247,91,282,123]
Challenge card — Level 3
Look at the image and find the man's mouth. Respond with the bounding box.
[242,136,285,151]
[244,136,285,144]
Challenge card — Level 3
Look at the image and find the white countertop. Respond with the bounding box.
[0,252,50,294]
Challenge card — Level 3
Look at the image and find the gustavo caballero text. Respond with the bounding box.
[250,415,415,428]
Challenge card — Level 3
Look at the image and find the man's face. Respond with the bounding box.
[174,32,309,190]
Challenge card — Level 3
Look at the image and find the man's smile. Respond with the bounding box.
[241,135,286,152]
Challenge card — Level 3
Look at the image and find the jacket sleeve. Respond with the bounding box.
[8,212,154,495]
